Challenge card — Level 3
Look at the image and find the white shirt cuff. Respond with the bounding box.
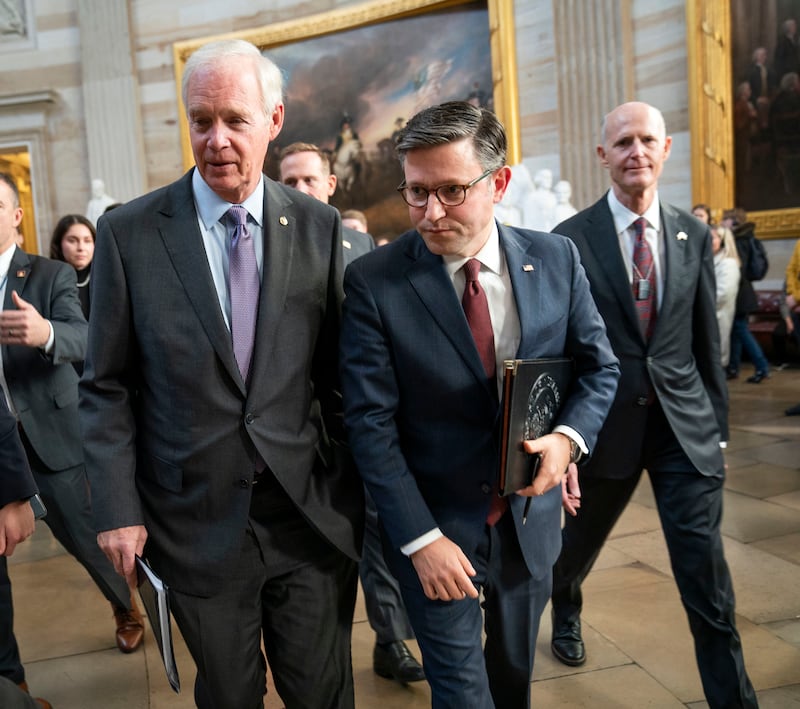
[400,528,443,556]
[43,320,55,354]
[552,424,588,455]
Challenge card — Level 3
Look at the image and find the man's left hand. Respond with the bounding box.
[0,291,51,348]
[519,432,572,497]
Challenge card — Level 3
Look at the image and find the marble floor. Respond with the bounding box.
[8,368,800,708]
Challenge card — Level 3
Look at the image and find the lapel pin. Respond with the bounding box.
[522,264,534,272]
[676,231,687,241]
[16,270,25,277]
[279,216,288,226]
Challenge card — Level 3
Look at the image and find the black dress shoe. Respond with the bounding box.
[551,609,586,666]
[373,640,425,683]
[746,371,769,383]
[725,368,739,380]
[786,403,800,416]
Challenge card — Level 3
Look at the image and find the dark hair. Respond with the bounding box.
[395,101,506,170]
[49,214,96,261]
[0,172,20,207]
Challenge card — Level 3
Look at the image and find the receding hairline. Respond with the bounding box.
[599,102,667,145]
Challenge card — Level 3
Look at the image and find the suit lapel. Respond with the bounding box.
[247,179,294,395]
[404,237,491,388]
[654,204,692,344]
[157,173,244,393]
[500,225,542,357]
[4,248,30,308]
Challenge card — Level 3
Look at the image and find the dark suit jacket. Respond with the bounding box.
[340,223,619,586]
[342,227,375,265]
[0,396,36,509]
[79,170,364,597]
[2,249,87,473]
[554,195,728,480]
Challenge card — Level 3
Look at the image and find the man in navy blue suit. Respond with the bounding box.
[340,101,619,708]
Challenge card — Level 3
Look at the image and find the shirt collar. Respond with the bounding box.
[192,168,265,229]
[442,221,502,278]
[0,243,17,280]
[606,189,661,235]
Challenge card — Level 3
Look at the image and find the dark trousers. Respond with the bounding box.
[19,433,131,610]
[169,473,358,709]
[359,489,413,645]
[551,409,757,709]
[0,557,23,684]
[400,512,549,709]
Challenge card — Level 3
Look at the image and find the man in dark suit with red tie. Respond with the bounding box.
[80,39,363,709]
[339,101,619,708]
[549,101,757,709]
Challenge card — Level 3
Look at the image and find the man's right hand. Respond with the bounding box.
[410,536,478,602]
[97,525,148,587]
[0,501,35,556]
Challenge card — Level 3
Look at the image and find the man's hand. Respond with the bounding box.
[410,536,479,602]
[97,525,148,587]
[0,500,35,556]
[0,291,51,348]
[561,462,581,516]
[519,432,572,497]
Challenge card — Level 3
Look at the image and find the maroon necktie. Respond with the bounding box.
[461,259,506,524]
[227,205,259,380]
[631,218,657,339]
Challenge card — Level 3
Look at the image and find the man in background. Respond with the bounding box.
[549,101,757,709]
[279,142,425,684]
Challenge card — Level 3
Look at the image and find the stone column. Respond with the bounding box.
[552,0,633,207]
[77,0,146,203]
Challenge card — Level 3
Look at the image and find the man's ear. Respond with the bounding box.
[327,173,338,198]
[596,145,608,168]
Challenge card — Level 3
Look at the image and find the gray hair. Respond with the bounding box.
[0,172,20,207]
[181,39,283,119]
[395,101,506,171]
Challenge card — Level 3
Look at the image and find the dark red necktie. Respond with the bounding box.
[461,259,506,525]
[631,218,657,339]
[462,259,496,380]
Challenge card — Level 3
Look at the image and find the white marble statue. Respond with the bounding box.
[553,180,577,225]
[85,178,117,226]
[495,163,536,227]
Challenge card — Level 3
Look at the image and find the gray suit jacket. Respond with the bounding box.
[340,223,619,585]
[342,227,375,265]
[554,195,728,479]
[80,170,364,596]
[3,248,87,473]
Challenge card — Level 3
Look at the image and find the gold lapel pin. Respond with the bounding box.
[523,264,534,272]
[16,270,25,277]
[279,216,288,226]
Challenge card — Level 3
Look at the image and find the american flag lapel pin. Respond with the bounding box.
[522,264,534,272]
[16,270,26,277]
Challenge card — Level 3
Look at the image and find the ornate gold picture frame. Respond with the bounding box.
[687,0,800,239]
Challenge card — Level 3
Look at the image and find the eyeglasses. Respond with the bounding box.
[396,169,494,208]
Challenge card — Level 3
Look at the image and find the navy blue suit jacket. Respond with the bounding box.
[340,222,619,587]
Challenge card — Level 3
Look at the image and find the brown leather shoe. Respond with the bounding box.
[113,600,144,653]
[17,681,53,709]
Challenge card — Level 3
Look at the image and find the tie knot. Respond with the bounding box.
[463,258,482,282]
[633,218,647,239]
[227,205,248,228]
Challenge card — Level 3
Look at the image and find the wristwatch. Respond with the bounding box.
[568,438,583,465]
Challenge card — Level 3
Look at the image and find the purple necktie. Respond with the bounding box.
[632,218,657,339]
[461,259,506,525]
[227,205,259,381]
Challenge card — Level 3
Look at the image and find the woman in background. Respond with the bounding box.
[49,214,95,319]
[712,225,741,368]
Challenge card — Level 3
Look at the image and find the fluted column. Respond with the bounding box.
[77,0,146,202]
[553,0,633,207]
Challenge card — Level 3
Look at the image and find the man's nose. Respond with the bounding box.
[423,194,447,220]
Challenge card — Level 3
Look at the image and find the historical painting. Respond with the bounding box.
[265,3,491,238]
[729,0,800,214]
[174,0,517,241]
